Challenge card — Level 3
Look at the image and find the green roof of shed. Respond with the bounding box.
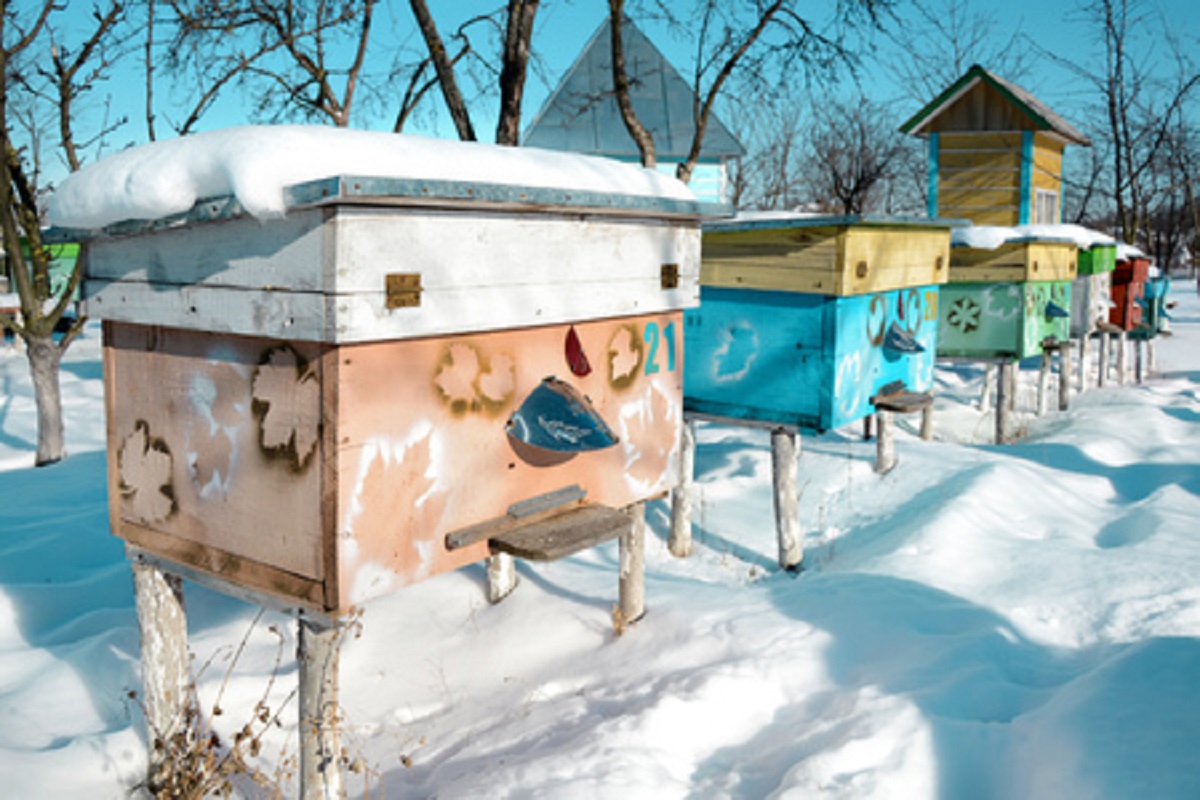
[899,64,1091,146]
[523,19,745,160]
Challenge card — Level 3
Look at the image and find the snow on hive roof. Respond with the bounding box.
[899,64,1091,146]
[952,223,1117,250]
[48,125,696,230]
[523,18,744,160]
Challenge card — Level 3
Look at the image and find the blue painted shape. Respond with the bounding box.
[506,378,618,453]
[1045,301,1070,319]
[1019,131,1034,224]
[928,133,940,218]
[684,285,940,431]
[883,322,925,354]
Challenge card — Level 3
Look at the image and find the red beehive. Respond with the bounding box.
[1110,254,1150,332]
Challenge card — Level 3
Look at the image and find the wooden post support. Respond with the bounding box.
[770,427,803,570]
[485,553,518,604]
[862,414,873,440]
[1007,360,1018,411]
[919,403,934,442]
[979,364,996,413]
[1037,350,1051,416]
[1147,339,1157,375]
[298,616,345,800]
[875,410,897,474]
[668,418,695,558]
[1134,339,1145,384]
[995,361,1013,445]
[618,502,646,624]
[1077,335,1090,393]
[1117,331,1129,385]
[132,558,191,785]
[1058,344,1072,411]
[1099,333,1110,387]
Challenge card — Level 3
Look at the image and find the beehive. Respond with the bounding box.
[84,175,705,614]
[938,235,1076,360]
[684,215,954,431]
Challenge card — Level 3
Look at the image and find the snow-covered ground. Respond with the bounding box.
[2,288,1200,798]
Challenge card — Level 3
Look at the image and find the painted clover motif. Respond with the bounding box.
[251,345,320,470]
[946,296,982,334]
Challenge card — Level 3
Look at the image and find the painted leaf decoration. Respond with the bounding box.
[608,327,641,385]
[252,346,320,469]
[118,422,174,524]
[565,325,592,377]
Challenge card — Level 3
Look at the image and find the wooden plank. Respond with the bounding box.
[840,226,950,292]
[950,241,1077,282]
[938,131,1026,150]
[121,519,328,608]
[939,208,1020,226]
[445,498,589,550]
[319,345,341,612]
[939,150,1021,170]
[872,389,934,413]
[88,277,701,343]
[106,324,327,579]
[489,504,632,561]
[702,227,840,271]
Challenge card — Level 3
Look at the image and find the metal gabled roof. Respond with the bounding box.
[523,18,745,160]
[899,64,1091,146]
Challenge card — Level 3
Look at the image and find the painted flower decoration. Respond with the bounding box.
[983,284,1023,320]
[947,297,982,333]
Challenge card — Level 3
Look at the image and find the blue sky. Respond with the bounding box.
[38,0,1200,182]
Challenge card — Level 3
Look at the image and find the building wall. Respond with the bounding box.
[932,132,1065,225]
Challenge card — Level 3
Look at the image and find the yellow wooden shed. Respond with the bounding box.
[899,65,1091,226]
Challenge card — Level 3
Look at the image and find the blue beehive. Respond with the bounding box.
[684,215,956,431]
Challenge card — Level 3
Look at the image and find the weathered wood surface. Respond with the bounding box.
[668,418,696,558]
[486,554,517,605]
[875,411,897,474]
[619,503,647,624]
[132,558,192,787]
[872,388,934,414]
[948,241,1077,283]
[771,429,802,570]
[700,224,950,297]
[85,205,702,343]
[489,504,632,561]
[298,617,345,800]
[995,360,1014,444]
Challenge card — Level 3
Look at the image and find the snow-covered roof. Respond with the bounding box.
[48,126,697,230]
[523,19,744,160]
[1116,242,1148,260]
[952,223,1117,250]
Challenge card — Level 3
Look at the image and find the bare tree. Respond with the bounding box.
[611,0,891,184]
[163,0,378,130]
[407,0,541,146]
[1066,0,1199,245]
[882,0,1035,107]
[2,0,125,465]
[800,95,917,215]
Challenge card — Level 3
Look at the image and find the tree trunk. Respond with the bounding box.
[608,3,656,169]
[495,0,539,146]
[25,334,65,466]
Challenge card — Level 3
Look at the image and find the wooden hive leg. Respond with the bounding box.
[1037,350,1052,416]
[862,414,874,440]
[1117,331,1129,384]
[979,364,996,413]
[619,502,647,624]
[298,616,345,800]
[875,410,897,474]
[1058,345,1072,412]
[770,428,802,570]
[1135,339,1145,384]
[132,558,192,788]
[920,402,934,442]
[486,553,518,604]
[1098,333,1110,387]
[995,361,1013,445]
[1147,339,1158,375]
[668,418,696,558]
[1077,335,1090,393]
